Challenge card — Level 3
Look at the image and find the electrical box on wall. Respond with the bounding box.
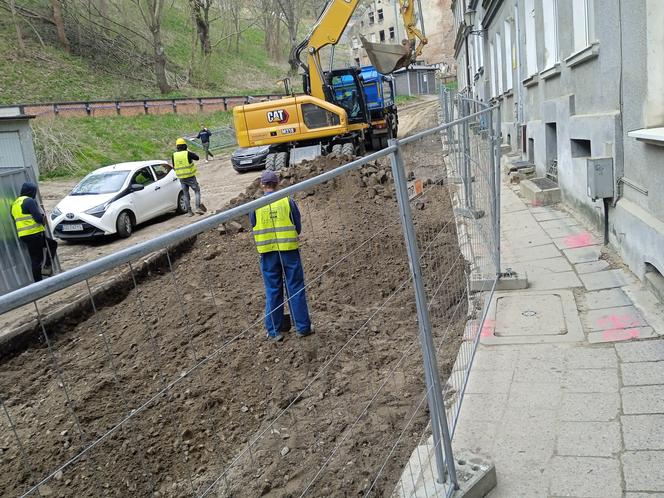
[587,157,614,201]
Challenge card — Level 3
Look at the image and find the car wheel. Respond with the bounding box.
[331,144,343,155]
[176,191,187,214]
[341,142,355,156]
[116,211,133,238]
[274,152,289,170]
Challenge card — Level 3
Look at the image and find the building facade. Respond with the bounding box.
[348,0,456,68]
[453,0,664,283]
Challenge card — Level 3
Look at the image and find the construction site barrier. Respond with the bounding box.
[1,95,286,120]
[0,97,501,497]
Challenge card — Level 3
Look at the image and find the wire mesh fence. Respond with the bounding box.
[0,98,500,497]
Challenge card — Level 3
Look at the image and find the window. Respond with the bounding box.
[379,30,385,42]
[543,0,559,69]
[152,163,172,180]
[370,32,376,43]
[495,32,504,95]
[571,139,592,158]
[132,167,155,187]
[352,37,360,49]
[377,8,384,21]
[572,0,590,53]
[389,26,395,40]
[302,103,341,129]
[524,0,537,76]
[368,11,375,24]
[504,21,513,90]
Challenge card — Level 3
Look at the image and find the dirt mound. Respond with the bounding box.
[0,126,466,497]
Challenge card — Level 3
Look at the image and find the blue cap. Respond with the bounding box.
[261,170,279,184]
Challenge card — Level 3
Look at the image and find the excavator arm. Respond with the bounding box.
[360,0,428,74]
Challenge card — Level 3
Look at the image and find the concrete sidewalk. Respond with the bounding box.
[452,179,664,496]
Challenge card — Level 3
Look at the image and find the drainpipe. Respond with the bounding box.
[463,0,472,93]
[514,0,524,145]
[614,0,625,207]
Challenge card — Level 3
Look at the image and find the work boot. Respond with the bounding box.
[186,211,195,217]
[268,333,284,343]
[296,325,315,338]
[41,266,53,276]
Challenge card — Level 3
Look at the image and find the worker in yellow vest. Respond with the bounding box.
[172,138,206,217]
[250,170,313,342]
[11,182,58,282]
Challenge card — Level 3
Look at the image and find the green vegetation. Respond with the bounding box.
[395,95,419,106]
[33,110,233,179]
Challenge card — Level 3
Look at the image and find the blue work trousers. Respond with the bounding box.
[260,249,311,338]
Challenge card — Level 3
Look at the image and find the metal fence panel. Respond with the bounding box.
[0,100,501,497]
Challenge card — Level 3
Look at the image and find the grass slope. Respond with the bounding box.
[34,110,233,179]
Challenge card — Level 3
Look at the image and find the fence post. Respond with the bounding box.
[494,105,502,276]
[461,99,474,210]
[115,101,121,116]
[172,99,177,113]
[222,98,228,111]
[198,98,203,112]
[388,140,459,488]
[143,100,149,115]
[85,103,91,116]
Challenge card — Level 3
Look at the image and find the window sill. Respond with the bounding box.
[540,64,561,81]
[565,42,600,68]
[503,89,514,98]
[628,127,664,147]
[523,74,539,88]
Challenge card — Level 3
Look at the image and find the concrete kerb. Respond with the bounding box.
[0,236,197,360]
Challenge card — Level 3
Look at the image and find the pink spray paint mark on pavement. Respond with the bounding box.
[563,232,594,249]
[601,328,641,342]
[596,313,643,330]
[480,319,496,338]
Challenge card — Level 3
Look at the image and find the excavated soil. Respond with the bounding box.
[0,113,467,497]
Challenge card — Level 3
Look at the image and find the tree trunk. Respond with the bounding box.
[152,28,171,93]
[9,0,26,54]
[190,0,211,56]
[51,0,70,52]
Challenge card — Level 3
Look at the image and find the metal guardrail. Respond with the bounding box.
[0,94,287,120]
[0,100,501,498]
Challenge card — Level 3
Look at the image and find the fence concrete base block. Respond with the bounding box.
[452,451,497,498]
[471,272,528,292]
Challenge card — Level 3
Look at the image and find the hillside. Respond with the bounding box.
[0,2,293,105]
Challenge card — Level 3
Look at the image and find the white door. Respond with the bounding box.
[128,166,158,223]
[150,163,180,213]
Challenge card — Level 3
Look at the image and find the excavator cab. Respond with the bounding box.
[303,68,370,127]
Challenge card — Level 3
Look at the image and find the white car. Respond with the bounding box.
[51,161,186,240]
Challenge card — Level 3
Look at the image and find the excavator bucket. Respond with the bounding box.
[360,35,413,74]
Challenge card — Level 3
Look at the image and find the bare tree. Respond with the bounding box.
[8,0,26,54]
[189,0,212,55]
[275,0,306,74]
[130,0,171,93]
[51,0,70,52]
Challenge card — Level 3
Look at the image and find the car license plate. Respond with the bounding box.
[62,223,83,231]
[240,159,253,165]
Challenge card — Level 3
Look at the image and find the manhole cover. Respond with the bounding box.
[495,294,567,336]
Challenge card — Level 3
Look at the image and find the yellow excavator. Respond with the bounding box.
[232,0,427,171]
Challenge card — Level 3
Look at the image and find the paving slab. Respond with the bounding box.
[621,361,664,385]
[542,225,586,239]
[502,243,562,263]
[584,305,648,331]
[622,451,664,492]
[616,339,664,362]
[553,232,599,250]
[527,271,584,290]
[564,347,618,369]
[575,260,610,274]
[560,392,620,421]
[622,385,664,414]
[506,382,562,410]
[583,288,632,310]
[622,415,664,450]
[626,494,664,498]
[563,368,619,393]
[465,368,514,394]
[539,218,581,231]
[562,245,602,264]
[470,348,520,371]
[580,269,630,291]
[588,326,657,344]
[556,421,621,457]
[511,256,573,274]
[458,392,510,422]
[546,456,622,497]
[533,209,569,222]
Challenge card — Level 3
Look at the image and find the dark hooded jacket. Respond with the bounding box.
[17,182,45,226]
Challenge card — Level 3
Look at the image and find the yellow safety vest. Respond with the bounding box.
[253,196,299,254]
[173,150,197,179]
[11,196,45,237]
